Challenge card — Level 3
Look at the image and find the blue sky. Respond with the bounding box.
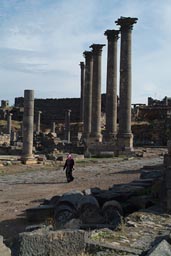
[0,0,170,105]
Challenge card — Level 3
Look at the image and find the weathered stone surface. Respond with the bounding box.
[77,195,103,224]
[54,202,77,227]
[140,169,163,180]
[25,224,47,232]
[166,189,171,211]
[86,210,171,256]
[83,187,102,196]
[0,236,11,256]
[110,184,147,195]
[86,239,142,255]
[146,239,171,256]
[127,195,154,210]
[131,178,154,185]
[77,195,99,210]
[129,179,154,188]
[129,182,152,188]
[57,190,84,208]
[94,190,131,206]
[49,195,61,206]
[102,200,123,226]
[164,154,171,168]
[54,191,84,226]
[19,229,86,256]
[64,218,81,229]
[165,168,171,189]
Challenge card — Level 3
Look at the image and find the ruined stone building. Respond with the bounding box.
[1,93,171,148]
[133,96,171,121]
[132,96,171,146]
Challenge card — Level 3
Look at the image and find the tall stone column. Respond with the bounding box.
[36,110,42,134]
[65,109,71,143]
[82,51,93,140]
[115,17,138,150]
[89,44,105,142]
[164,140,171,211]
[52,122,56,133]
[20,122,23,139]
[80,61,85,122]
[104,30,119,142]
[7,113,12,135]
[21,90,35,163]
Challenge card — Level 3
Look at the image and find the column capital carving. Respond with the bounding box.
[83,51,93,60]
[104,29,119,41]
[79,61,85,69]
[89,44,105,55]
[65,109,71,113]
[115,16,138,31]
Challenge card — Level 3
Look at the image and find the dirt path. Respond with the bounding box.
[0,148,166,242]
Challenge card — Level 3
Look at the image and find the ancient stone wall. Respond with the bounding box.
[13,95,107,125]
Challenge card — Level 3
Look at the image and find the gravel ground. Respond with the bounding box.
[0,147,167,243]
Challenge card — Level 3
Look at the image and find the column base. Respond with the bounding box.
[88,133,102,144]
[117,133,134,151]
[102,132,117,143]
[84,141,117,158]
[21,155,37,165]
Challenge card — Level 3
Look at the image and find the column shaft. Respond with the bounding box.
[80,62,85,122]
[120,28,132,134]
[52,122,56,133]
[83,51,93,139]
[65,109,71,143]
[22,90,34,159]
[7,113,12,135]
[89,44,105,142]
[104,30,119,141]
[116,17,138,149]
[36,111,42,134]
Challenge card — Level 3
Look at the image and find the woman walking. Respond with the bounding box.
[63,154,75,183]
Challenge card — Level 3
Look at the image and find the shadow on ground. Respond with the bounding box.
[110,169,141,175]
[0,217,26,242]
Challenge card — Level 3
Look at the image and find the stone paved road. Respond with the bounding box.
[0,156,163,184]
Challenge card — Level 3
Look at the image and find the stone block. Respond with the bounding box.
[127,195,154,210]
[166,189,171,211]
[117,134,133,151]
[140,169,162,180]
[133,178,154,184]
[21,158,38,165]
[0,236,11,256]
[85,239,142,255]
[18,229,86,256]
[146,239,171,255]
[165,169,171,189]
[164,154,171,167]
[167,140,171,155]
